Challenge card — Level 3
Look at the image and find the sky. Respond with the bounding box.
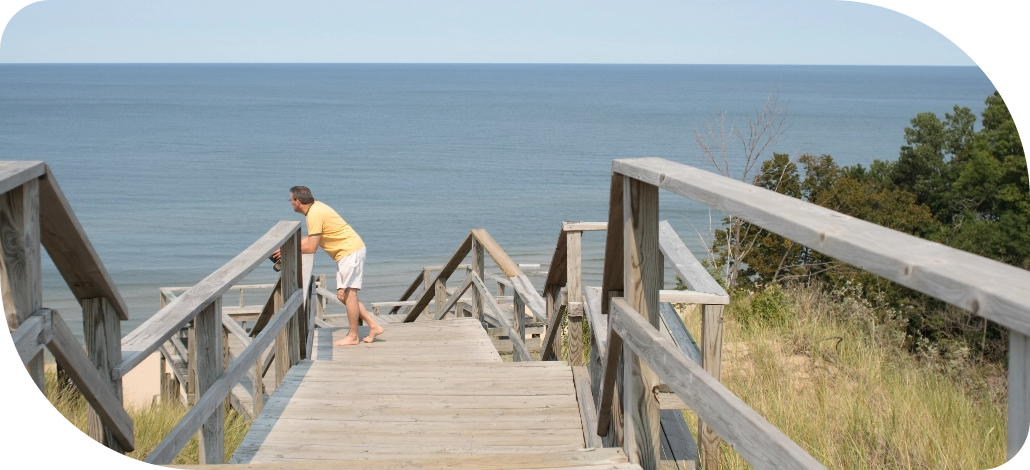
[0,0,974,65]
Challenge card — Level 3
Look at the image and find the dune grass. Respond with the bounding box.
[677,283,1007,469]
[44,367,250,464]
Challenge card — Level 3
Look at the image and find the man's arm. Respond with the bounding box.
[273,234,321,259]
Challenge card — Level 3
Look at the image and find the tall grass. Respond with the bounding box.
[44,367,250,464]
[679,283,1006,469]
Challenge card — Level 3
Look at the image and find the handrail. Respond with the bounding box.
[116,221,301,379]
[0,161,45,197]
[607,298,826,470]
[145,289,305,465]
[658,220,728,301]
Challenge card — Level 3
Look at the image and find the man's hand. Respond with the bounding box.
[271,248,281,261]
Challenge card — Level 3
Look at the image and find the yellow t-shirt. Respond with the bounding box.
[304,201,364,261]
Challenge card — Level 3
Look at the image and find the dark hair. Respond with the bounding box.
[289,186,315,204]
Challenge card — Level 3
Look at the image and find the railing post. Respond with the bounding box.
[316,274,327,320]
[472,239,485,321]
[0,179,44,392]
[195,298,224,464]
[83,297,126,453]
[1009,330,1030,460]
[567,230,585,366]
[435,276,448,318]
[513,291,527,361]
[622,175,662,470]
[187,321,197,405]
[699,304,725,470]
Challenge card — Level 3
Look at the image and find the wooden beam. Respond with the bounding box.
[511,275,547,322]
[11,309,52,365]
[467,272,533,362]
[622,176,662,469]
[567,230,585,366]
[0,178,44,391]
[540,304,568,361]
[0,161,45,196]
[46,310,135,451]
[572,365,602,449]
[616,157,1030,337]
[659,289,729,305]
[610,298,825,470]
[195,299,224,464]
[471,238,485,321]
[432,272,475,320]
[698,304,725,470]
[562,221,608,232]
[544,228,569,289]
[83,297,125,454]
[657,220,727,297]
[470,229,524,278]
[118,221,301,379]
[658,303,701,365]
[145,289,304,465]
[1009,331,1030,460]
[39,165,129,320]
[403,234,473,322]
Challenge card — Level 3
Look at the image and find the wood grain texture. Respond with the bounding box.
[545,227,569,288]
[11,309,50,365]
[0,161,45,196]
[574,365,602,449]
[609,298,825,470]
[471,238,485,321]
[182,448,635,469]
[1009,331,1030,460]
[658,303,701,366]
[615,158,1030,337]
[83,297,125,454]
[698,304,724,470]
[1,179,44,390]
[195,299,225,464]
[468,273,533,362]
[471,228,524,278]
[659,290,729,305]
[146,289,304,465]
[567,230,585,366]
[38,166,129,320]
[433,272,475,320]
[118,222,301,379]
[563,221,609,232]
[46,310,135,451]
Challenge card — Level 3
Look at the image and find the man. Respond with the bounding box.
[273,186,384,346]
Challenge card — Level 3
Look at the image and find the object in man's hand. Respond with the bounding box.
[268,254,282,272]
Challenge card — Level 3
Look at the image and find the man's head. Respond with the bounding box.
[289,186,315,213]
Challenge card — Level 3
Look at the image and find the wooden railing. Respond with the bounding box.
[596,156,1030,468]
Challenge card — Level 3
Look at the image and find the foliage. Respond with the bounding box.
[710,91,1027,362]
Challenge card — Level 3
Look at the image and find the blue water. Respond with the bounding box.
[0,64,997,336]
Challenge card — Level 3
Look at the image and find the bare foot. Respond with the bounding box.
[333,336,360,346]
[363,324,385,343]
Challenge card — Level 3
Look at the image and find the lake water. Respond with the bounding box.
[0,64,997,337]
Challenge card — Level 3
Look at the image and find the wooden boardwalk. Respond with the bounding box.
[224,318,637,468]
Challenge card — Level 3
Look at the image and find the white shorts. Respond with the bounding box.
[335,247,366,291]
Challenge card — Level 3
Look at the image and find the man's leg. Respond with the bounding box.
[333,288,361,346]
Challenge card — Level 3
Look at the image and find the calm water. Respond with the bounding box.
[0,64,996,337]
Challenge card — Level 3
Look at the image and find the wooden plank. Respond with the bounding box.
[616,158,1030,337]
[403,233,473,322]
[11,309,51,365]
[511,275,548,322]
[118,221,301,379]
[540,304,568,361]
[660,409,698,468]
[657,220,727,298]
[223,311,251,347]
[472,238,485,320]
[602,172,625,318]
[200,449,635,469]
[433,272,475,320]
[145,288,304,465]
[574,366,602,448]
[658,303,701,366]
[596,320,623,437]
[545,227,569,288]
[1009,331,1030,460]
[195,299,225,464]
[609,298,825,470]
[698,304,724,470]
[38,165,129,320]
[563,221,609,232]
[623,176,663,470]
[0,161,45,196]
[83,297,125,454]
[659,290,729,305]
[471,229,524,278]
[568,230,585,366]
[0,179,44,390]
[46,310,135,451]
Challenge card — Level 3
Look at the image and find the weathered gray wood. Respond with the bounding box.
[250,277,283,338]
[573,365,602,448]
[222,311,251,347]
[117,221,301,379]
[563,221,609,232]
[195,299,225,464]
[660,409,698,468]
[186,448,635,469]
[698,304,724,470]
[545,227,569,288]
[513,291,527,351]
[38,166,130,320]
[83,297,125,454]
[0,161,45,196]
[403,234,473,322]
[658,220,727,298]
[472,238,485,321]
[568,230,585,366]
[610,298,825,470]
[616,158,1030,337]
[12,308,51,365]
[46,310,135,451]
[146,289,304,465]
[596,322,623,437]
[511,275,548,322]
[658,303,701,366]
[602,172,625,318]
[1009,331,1030,460]
[467,273,533,362]
[540,304,568,361]
[623,176,662,470]
[659,290,729,305]
[0,179,44,391]
[187,321,198,405]
[433,272,475,320]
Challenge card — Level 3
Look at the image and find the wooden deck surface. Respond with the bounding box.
[229,318,616,467]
